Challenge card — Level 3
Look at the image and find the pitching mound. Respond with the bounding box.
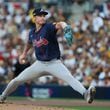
[0,98,110,110]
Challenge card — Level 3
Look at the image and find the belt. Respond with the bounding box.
[38,58,59,62]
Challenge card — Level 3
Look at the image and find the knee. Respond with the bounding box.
[11,78,22,85]
[64,74,74,82]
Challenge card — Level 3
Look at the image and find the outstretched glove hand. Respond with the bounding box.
[64,25,73,46]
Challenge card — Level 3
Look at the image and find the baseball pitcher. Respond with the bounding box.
[0,8,96,103]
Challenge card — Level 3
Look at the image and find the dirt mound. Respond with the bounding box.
[0,98,110,110]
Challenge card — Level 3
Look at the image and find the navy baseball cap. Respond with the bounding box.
[33,8,48,16]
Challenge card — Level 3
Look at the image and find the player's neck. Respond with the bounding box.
[35,24,42,32]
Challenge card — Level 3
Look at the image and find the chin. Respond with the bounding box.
[40,23,45,25]
[41,21,46,24]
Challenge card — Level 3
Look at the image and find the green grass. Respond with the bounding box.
[8,96,110,101]
[63,106,110,110]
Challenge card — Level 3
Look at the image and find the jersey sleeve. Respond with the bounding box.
[46,23,57,34]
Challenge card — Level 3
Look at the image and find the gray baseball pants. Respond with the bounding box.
[2,60,86,97]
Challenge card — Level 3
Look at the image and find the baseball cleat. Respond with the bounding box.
[84,86,96,104]
[0,95,6,103]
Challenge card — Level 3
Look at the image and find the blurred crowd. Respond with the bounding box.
[0,0,110,87]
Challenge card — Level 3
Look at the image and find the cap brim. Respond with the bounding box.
[40,11,48,15]
[33,11,48,16]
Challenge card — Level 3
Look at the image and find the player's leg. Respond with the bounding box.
[46,60,86,95]
[45,60,96,103]
[0,61,44,102]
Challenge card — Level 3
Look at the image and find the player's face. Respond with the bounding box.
[34,14,46,25]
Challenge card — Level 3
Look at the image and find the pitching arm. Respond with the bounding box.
[23,43,32,56]
[19,41,33,64]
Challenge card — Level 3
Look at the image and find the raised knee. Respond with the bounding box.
[11,78,22,85]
